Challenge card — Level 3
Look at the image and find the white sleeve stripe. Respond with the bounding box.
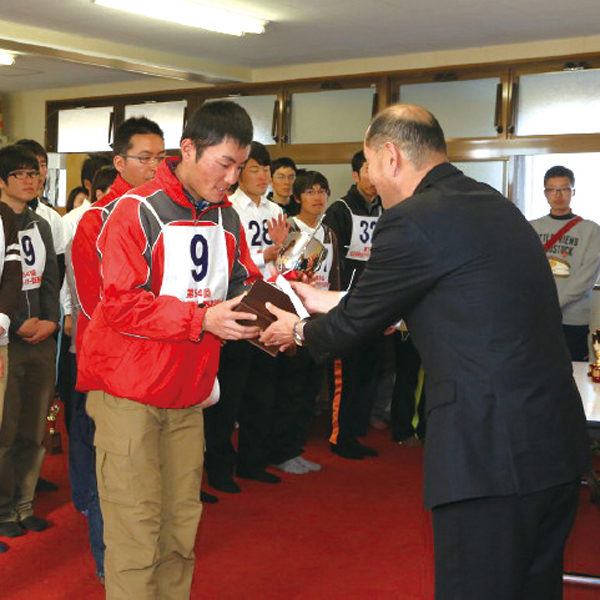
[7,244,20,252]
[5,255,21,261]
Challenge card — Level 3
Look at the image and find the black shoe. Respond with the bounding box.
[0,541,8,553]
[19,515,50,532]
[208,474,241,494]
[0,521,25,538]
[36,477,58,492]
[330,443,364,460]
[200,490,219,504]
[353,439,379,457]
[237,469,281,484]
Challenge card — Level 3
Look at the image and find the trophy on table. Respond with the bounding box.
[234,223,327,356]
[43,400,63,454]
[589,330,600,382]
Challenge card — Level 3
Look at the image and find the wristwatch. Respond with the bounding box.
[292,318,307,347]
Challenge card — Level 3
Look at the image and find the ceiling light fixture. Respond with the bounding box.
[0,51,16,66]
[92,0,268,37]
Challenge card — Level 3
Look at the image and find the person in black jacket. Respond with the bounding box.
[0,145,60,541]
[323,151,383,459]
[261,104,590,600]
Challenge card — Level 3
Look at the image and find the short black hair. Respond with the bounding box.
[112,117,164,157]
[181,100,253,158]
[0,144,39,184]
[293,170,330,198]
[66,186,88,213]
[544,165,575,187]
[247,141,270,167]
[91,165,118,203]
[81,153,112,188]
[366,106,447,170]
[270,157,296,176]
[15,139,47,162]
[351,150,367,174]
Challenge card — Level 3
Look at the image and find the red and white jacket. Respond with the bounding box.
[76,158,261,408]
[71,174,132,353]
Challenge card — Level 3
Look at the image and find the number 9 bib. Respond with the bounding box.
[19,224,46,291]
[160,220,229,305]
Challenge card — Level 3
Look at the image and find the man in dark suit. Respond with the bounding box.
[260,104,590,599]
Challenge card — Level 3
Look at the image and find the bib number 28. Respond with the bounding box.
[190,234,209,282]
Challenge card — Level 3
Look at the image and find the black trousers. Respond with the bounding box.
[390,333,426,441]
[562,324,589,362]
[204,341,277,479]
[269,348,322,465]
[330,334,383,445]
[432,480,580,600]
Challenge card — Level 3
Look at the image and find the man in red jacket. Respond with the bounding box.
[77,101,261,600]
[68,117,166,582]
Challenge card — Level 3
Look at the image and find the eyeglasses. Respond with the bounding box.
[273,174,296,182]
[302,188,329,196]
[121,154,166,165]
[8,170,40,180]
[544,187,573,195]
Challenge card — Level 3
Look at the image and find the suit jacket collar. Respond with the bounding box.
[413,162,459,196]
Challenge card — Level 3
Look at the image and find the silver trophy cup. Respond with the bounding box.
[276,231,328,276]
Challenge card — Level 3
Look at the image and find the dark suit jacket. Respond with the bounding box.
[305,163,590,510]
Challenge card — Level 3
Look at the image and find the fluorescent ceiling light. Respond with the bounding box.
[92,0,268,37]
[0,51,15,66]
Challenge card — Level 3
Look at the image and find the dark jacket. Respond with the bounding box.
[306,162,590,509]
[11,208,60,335]
[323,185,382,289]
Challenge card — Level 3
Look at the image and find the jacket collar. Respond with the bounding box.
[413,162,459,196]
[141,156,231,212]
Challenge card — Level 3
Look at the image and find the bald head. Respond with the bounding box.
[365,104,447,171]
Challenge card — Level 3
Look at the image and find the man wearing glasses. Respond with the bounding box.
[268,157,299,216]
[0,144,60,543]
[68,116,165,582]
[530,165,600,360]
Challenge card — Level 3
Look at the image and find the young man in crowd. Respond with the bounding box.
[76,101,261,599]
[268,156,299,216]
[68,117,165,581]
[323,150,383,459]
[529,165,600,361]
[0,145,60,541]
[0,152,23,554]
[204,141,288,493]
[270,170,340,475]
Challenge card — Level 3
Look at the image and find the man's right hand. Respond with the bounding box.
[203,295,261,341]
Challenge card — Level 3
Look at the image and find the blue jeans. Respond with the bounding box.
[68,355,104,577]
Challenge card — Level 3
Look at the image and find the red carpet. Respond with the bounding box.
[0,418,599,599]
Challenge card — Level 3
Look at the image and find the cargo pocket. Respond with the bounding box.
[94,432,136,506]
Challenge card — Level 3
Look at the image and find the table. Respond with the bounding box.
[563,362,600,589]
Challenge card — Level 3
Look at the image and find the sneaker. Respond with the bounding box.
[272,458,310,475]
[296,456,322,472]
[0,541,8,553]
[330,442,364,460]
[207,474,241,494]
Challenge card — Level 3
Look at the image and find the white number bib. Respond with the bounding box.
[160,221,229,306]
[19,224,46,291]
[347,214,378,261]
[313,242,333,290]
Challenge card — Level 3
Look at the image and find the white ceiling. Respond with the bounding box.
[1,0,599,92]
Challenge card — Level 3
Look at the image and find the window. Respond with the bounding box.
[57,106,113,153]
